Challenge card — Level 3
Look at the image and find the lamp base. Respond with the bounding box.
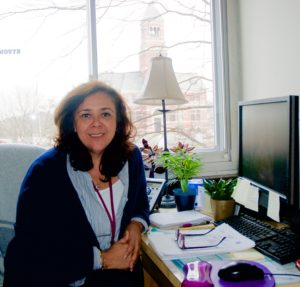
[160,194,176,208]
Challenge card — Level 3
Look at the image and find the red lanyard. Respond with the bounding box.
[92,179,116,244]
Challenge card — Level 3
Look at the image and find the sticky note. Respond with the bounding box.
[232,178,251,206]
[244,185,259,212]
[267,191,280,222]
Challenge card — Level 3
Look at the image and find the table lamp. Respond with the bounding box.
[135,55,187,207]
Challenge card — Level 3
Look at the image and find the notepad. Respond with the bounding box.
[149,210,212,228]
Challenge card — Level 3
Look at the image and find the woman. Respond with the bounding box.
[4,80,150,287]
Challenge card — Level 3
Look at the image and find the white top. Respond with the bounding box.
[66,157,148,286]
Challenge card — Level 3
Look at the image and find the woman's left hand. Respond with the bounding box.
[123,221,143,271]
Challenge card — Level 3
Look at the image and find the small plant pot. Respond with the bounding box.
[173,188,197,211]
[210,198,235,221]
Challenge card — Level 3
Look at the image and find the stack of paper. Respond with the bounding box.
[149,210,212,228]
[147,223,255,260]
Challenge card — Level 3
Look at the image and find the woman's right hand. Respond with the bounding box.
[101,231,131,270]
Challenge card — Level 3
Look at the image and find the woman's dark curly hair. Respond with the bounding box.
[54,80,136,179]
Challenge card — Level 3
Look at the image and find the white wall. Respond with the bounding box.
[238,0,300,101]
[204,0,300,175]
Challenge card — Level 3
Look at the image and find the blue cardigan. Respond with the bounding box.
[4,146,149,287]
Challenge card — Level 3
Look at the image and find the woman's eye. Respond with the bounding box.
[102,112,111,118]
[80,113,90,118]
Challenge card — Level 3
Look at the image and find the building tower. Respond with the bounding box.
[139,3,167,73]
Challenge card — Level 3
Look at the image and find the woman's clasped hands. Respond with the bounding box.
[101,221,143,271]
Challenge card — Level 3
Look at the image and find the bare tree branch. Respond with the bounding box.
[113,40,211,70]
[140,0,210,23]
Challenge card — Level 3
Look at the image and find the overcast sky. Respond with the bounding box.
[0,0,210,111]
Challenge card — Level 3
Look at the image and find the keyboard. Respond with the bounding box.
[215,213,300,264]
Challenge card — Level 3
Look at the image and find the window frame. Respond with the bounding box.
[196,0,238,177]
[86,0,238,177]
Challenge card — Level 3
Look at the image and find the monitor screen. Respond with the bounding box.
[238,96,299,212]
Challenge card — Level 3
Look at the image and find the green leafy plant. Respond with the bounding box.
[203,178,238,200]
[157,148,202,193]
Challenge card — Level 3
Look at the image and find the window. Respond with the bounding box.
[0,0,89,146]
[0,0,235,176]
[149,26,160,37]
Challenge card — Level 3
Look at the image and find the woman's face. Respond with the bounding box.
[74,92,117,159]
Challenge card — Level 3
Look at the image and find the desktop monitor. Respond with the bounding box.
[238,96,299,219]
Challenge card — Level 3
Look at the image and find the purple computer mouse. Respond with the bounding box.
[182,261,213,287]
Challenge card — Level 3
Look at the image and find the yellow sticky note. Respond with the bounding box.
[229,249,265,261]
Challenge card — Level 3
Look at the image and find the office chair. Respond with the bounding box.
[0,143,46,286]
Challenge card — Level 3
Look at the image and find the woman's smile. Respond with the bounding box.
[89,132,104,137]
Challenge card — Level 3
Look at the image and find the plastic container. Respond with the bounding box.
[188,179,205,210]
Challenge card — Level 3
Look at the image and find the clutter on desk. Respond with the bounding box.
[172,253,300,286]
[148,223,255,260]
[181,260,275,287]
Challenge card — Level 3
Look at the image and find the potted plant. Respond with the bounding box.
[157,143,203,211]
[203,178,238,220]
[140,138,164,178]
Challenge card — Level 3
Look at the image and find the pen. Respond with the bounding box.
[178,224,215,230]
